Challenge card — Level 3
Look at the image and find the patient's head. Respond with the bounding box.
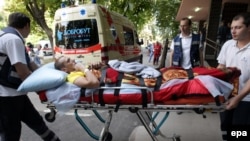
[54,56,76,73]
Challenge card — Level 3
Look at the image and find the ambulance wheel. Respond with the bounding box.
[45,109,56,122]
[102,132,112,141]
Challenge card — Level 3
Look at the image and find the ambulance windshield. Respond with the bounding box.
[55,19,99,49]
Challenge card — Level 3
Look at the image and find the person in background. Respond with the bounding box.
[153,41,162,65]
[169,17,204,69]
[200,22,207,47]
[26,42,33,52]
[0,12,60,141]
[226,22,232,40]
[54,56,100,88]
[33,44,42,67]
[217,20,228,45]
[147,43,154,63]
[26,42,35,60]
[217,12,250,141]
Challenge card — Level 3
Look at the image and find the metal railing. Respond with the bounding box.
[204,38,222,60]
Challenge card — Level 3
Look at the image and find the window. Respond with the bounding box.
[123,26,134,45]
[55,19,99,49]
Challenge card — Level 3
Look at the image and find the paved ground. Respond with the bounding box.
[129,112,222,141]
[20,48,223,141]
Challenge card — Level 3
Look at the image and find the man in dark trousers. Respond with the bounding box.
[153,41,162,66]
[0,12,61,141]
[217,20,228,45]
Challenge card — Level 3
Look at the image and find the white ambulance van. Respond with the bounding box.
[53,3,143,64]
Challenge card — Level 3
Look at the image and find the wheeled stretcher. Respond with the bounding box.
[37,66,240,141]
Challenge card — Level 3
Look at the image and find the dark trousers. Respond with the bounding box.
[153,54,160,65]
[0,95,60,141]
[220,101,250,140]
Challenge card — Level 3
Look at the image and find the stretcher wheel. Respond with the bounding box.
[173,137,181,141]
[193,108,205,114]
[102,132,112,141]
[45,109,56,122]
[128,107,139,113]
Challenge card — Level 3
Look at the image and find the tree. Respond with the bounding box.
[97,0,154,31]
[158,38,169,68]
[4,0,62,44]
[3,0,180,48]
[153,0,180,68]
[0,15,6,29]
[154,0,180,39]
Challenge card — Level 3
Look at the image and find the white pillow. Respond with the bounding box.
[42,62,55,69]
[17,64,67,92]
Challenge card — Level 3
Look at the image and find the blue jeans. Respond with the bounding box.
[148,51,153,62]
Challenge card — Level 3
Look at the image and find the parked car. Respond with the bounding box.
[36,40,53,56]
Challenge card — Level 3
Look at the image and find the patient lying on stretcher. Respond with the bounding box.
[54,56,100,89]
[38,58,241,112]
[54,57,240,99]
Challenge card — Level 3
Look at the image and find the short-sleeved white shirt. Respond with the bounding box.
[0,30,27,97]
[170,33,200,69]
[217,39,250,101]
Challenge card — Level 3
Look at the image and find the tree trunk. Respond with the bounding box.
[26,1,53,57]
[158,38,169,68]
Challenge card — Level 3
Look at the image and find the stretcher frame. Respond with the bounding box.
[42,86,226,141]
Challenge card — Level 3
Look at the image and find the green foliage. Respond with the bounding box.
[2,0,181,43]
[98,0,154,31]
[154,0,181,39]
[3,0,62,43]
[97,0,180,39]
[5,0,38,34]
[0,15,6,29]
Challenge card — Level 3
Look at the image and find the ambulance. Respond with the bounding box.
[53,3,143,64]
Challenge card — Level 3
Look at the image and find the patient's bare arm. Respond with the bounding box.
[73,63,100,88]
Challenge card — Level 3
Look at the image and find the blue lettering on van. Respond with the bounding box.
[64,28,91,35]
[75,39,83,42]
[80,9,86,15]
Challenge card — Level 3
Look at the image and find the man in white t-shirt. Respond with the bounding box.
[0,12,60,141]
[217,12,250,141]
